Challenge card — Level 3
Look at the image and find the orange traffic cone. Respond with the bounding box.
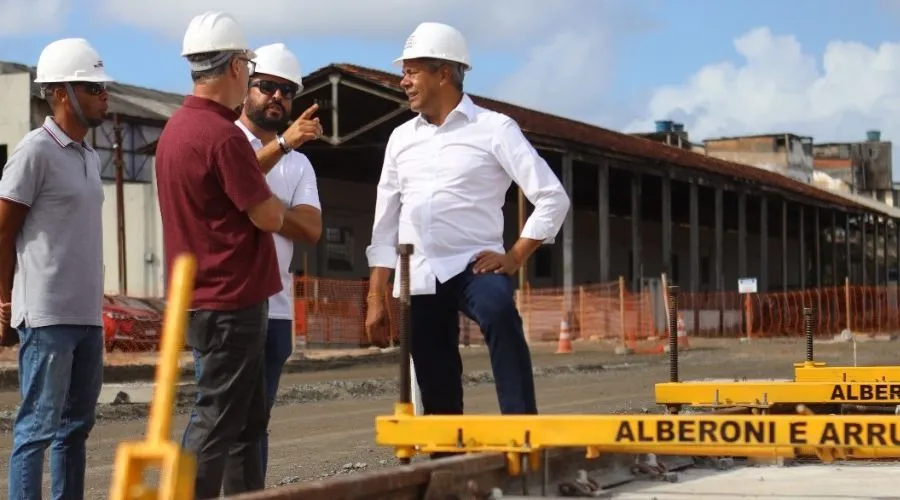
[676,313,690,349]
[556,319,573,354]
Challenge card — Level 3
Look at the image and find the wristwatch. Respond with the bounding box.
[275,134,292,154]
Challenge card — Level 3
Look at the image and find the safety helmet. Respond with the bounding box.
[394,22,471,70]
[34,38,113,84]
[252,43,303,90]
[181,11,255,61]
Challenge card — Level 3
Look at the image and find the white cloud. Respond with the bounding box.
[491,1,657,123]
[625,27,900,149]
[0,0,67,36]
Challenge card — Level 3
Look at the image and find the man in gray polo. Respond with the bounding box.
[0,38,112,500]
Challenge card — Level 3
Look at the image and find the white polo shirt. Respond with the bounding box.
[235,119,321,320]
[366,94,570,297]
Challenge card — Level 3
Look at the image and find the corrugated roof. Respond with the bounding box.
[0,61,183,122]
[314,63,883,214]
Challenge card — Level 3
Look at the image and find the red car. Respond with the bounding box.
[102,295,163,352]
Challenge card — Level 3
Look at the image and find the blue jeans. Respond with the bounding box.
[182,318,293,480]
[8,325,104,500]
[411,263,537,416]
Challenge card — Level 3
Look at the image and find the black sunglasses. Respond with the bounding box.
[250,79,298,99]
[73,82,107,96]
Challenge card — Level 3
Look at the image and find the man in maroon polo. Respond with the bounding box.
[155,11,287,499]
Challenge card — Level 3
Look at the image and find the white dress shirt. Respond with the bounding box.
[236,119,322,320]
[366,94,570,297]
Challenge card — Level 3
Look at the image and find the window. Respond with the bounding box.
[534,246,552,278]
[325,227,354,272]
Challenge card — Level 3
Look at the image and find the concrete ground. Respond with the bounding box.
[0,337,897,497]
[608,462,900,499]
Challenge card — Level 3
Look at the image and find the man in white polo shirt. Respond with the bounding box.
[235,42,322,477]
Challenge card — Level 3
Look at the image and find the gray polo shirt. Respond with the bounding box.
[0,116,105,329]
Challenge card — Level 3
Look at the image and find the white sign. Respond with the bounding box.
[738,278,758,294]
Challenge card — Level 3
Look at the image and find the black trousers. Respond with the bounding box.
[183,301,269,499]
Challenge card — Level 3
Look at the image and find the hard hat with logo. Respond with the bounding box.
[394,22,471,70]
[181,11,256,71]
[252,43,303,90]
[34,38,113,84]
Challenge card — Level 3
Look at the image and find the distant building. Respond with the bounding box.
[812,130,896,206]
[702,133,815,184]
[630,120,694,150]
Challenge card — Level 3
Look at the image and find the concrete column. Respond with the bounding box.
[799,206,806,289]
[661,174,672,278]
[689,182,700,335]
[845,213,852,283]
[782,200,789,291]
[598,162,610,283]
[831,211,838,286]
[874,218,880,287]
[738,190,747,278]
[715,187,724,335]
[561,153,574,318]
[715,187,724,290]
[862,215,868,286]
[631,173,642,292]
[815,208,821,288]
[759,196,768,292]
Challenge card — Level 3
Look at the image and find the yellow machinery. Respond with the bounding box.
[655,291,900,412]
[374,246,900,475]
[109,253,197,500]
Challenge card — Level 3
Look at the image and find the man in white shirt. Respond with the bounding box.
[364,22,570,439]
[238,42,322,477]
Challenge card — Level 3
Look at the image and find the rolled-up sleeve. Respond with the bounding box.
[491,117,570,243]
[365,134,401,268]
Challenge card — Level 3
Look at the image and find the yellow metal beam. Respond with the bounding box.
[793,362,900,383]
[375,412,900,460]
[655,380,900,407]
[109,253,198,500]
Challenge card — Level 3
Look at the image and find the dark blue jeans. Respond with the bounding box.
[410,264,537,416]
[8,325,104,500]
[182,317,293,481]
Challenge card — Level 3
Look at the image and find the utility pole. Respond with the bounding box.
[113,114,128,295]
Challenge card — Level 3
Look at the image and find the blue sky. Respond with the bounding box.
[3,0,900,144]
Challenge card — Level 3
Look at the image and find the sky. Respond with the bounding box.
[3,0,900,149]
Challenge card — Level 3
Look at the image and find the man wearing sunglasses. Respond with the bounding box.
[234,42,323,480]
[0,38,112,499]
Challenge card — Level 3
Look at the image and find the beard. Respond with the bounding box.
[247,102,290,132]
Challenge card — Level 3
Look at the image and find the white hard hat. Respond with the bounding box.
[252,43,303,89]
[34,38,113,84]
[181,11,255,61]
[394,22,471,70]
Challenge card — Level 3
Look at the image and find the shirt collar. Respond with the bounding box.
[414,93,476,129]
[183,95,241,122]
[41,116,92,150]
[234,118,261,146]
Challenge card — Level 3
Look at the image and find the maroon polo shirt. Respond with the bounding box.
[155,95,281,310]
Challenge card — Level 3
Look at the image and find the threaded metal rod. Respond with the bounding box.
[398,244,414,405]
[668,285,679,383]
[804,306,815,362]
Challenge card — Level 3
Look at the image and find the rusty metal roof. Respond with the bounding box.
[313,63,877,214]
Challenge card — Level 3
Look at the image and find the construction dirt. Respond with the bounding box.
[0,337,897,497]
